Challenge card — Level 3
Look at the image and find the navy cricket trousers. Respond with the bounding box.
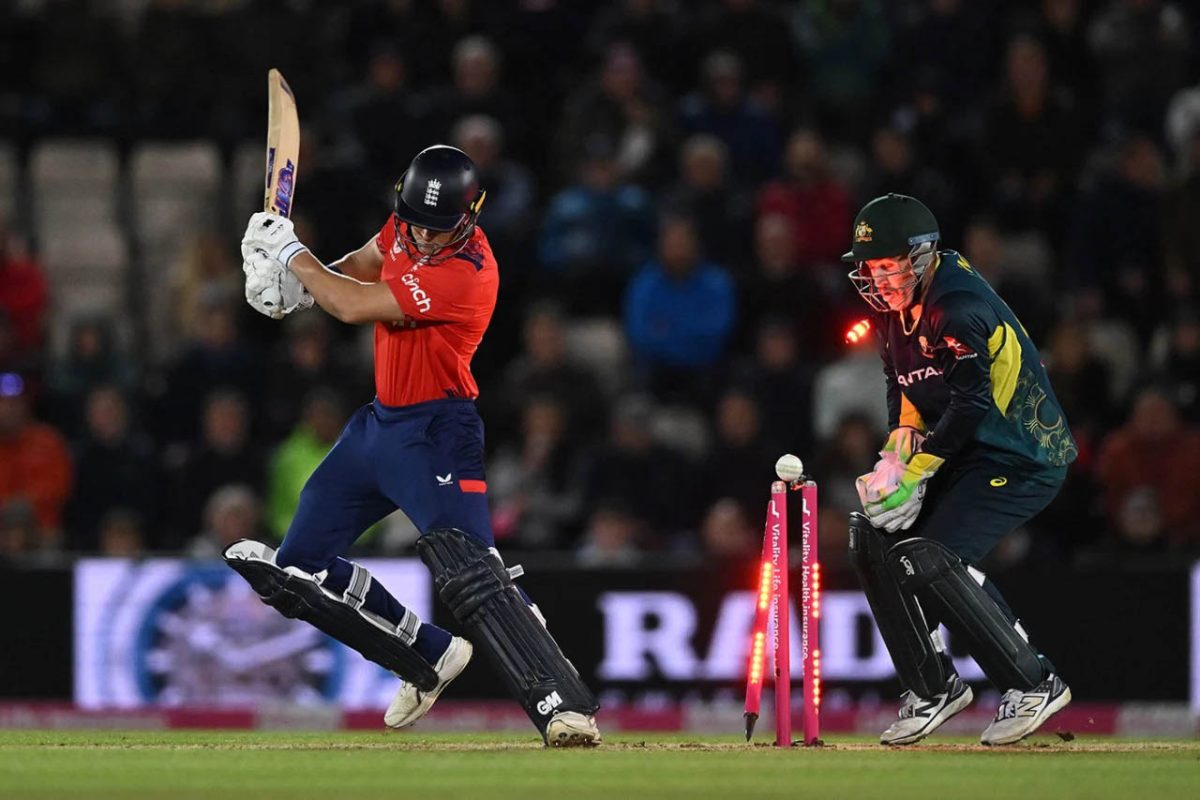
[277,397,495,572]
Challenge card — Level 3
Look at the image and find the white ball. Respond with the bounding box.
[775,454,804,482]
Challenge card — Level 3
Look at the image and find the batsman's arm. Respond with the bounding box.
[919,291,994,459]
[327,236,385,282]
[288,249,406,325]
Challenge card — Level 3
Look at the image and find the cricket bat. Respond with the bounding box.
[264,68,299,217]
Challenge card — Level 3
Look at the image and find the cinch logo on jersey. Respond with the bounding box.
[424,178,441,206]
[400,272,432,313]
[536,691,563,716]
[896,366,942,387]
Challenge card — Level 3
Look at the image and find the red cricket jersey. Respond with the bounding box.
[373,216,498,406]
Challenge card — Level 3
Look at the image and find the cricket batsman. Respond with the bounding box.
[843,194,1076,745]
[227,145,601,747]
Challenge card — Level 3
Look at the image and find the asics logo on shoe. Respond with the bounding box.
[536,691,563,716]
[900,556,915,576]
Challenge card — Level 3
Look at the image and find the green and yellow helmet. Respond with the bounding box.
[842,194,940,312]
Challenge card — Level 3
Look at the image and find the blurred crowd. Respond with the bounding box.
[2,0,1200,570]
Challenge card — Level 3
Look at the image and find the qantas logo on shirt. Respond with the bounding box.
[400,272,432,313]
[943,335,976,360]
[896,366,942,387]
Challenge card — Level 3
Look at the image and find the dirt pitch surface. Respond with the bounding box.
[0,731,1197,799]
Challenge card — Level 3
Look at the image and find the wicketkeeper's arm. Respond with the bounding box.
[919,291,995,460]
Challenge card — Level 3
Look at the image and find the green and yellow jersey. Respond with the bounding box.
[875,250,1077,470]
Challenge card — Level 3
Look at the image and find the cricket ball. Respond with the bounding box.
[775,454,804,482]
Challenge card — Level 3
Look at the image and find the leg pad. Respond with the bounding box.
[888,537,1043,691]
[417,528,598,737]
[224,540,439,691]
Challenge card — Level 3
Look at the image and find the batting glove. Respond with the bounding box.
[864,452,944,533]
[241,211,308,266]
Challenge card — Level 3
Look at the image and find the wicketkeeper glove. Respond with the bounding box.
[241,211,309,267]
[863,451,944,533]
[882,426,925,464]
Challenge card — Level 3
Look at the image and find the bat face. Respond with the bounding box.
[265,68,300,217]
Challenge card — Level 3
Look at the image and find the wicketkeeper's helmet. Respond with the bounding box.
[393,145,486,263]
[842,193,940,312]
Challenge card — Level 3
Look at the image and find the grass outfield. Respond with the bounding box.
[0,731,1197,799]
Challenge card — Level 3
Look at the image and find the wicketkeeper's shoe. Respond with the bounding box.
[545,711,602,748]
[384,636,473,729]
[980,673,1071,746]
[880,674,974,745]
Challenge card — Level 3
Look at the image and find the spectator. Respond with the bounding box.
[978,33,1084,240]
[1068,134,1168,341]
[811,411,883,564]
[44,315,138,438]
[576,501,644,567]
[691,0,800,111]
[0,500,39,561]
[187,484,263,560]
[1096,386,1200,547]
[263,314,365,442]
[538,134,657,310]
[963,215,1054,344]
[165,389,263,545]
[703,389,776,520]
[96,509,145,557]
[157,288,260,444]
[790,0,890,136]
[859,125,958,242]
[811,348,889,442]
[1147,308,1200,422]
[738,212,843,356]
[660,134,753,270]
[731,317,815,455]
[679,50,784,183]
[1164,129,1200,304]
[585,0,691,92]
[430,36,528,166]
[488,395,586,548]
[1044,320,1116,445]
[1088,0,1191,130]
[756,127,853,268]
[0,220,47,358]
[0,373,71,546]
[166,232,241,360]
[64,385,157,551]
[624,215,736,403]
[495,302,606,448]
[451,114,536,260]
[264,389,348,540]
[584,395,698,538]
[339,45,432,191]
[699,497,759,558]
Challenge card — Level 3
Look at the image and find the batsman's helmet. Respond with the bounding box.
[393,145,486,262]
[842,193,940,312]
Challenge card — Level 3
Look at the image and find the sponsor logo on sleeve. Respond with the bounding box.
[942,335,976,359]
[400,272,432,313]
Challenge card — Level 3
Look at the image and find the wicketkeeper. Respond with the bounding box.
[844,194,1076,745]
[229,145,601,746]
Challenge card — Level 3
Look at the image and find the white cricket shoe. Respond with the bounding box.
[384,636,473,729]
[980,673,1071,745]
[545,711,602,748]
[880,674,974,745]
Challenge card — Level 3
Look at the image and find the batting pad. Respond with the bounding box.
[223,539,439,691]
[417,528,599,738]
